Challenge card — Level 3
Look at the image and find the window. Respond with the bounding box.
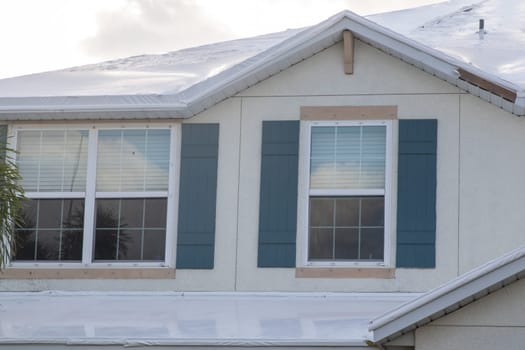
[13,127,174,266]
[305,121,391,265]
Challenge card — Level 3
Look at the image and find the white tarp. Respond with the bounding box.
[0,291,416,347]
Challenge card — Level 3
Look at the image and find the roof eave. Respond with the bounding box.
[370,247,525,344]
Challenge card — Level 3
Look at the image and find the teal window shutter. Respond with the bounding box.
[396,119,437,268]
[258,120,299,267]
[176,124,219,269]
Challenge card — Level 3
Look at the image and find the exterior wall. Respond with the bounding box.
[2,38,521,292]
[458,94,525,273]
[415,278,525,350]
[235,40,461,292]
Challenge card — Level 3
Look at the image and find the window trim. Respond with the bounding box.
[299,120,393,267]
[9,123,179,268]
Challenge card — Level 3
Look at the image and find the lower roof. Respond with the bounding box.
[0,291,416,347]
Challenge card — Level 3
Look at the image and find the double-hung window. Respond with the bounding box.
[306,121,391,265]
[13,126,174,266]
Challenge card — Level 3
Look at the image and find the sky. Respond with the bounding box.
[0,0,445,79]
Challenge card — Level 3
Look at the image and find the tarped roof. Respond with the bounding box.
[0,292,415,347]
[0,1,524,119]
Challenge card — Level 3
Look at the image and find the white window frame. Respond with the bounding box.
[300,120,392,267]
[9,123,180,268]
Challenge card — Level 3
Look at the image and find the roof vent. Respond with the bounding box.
[478,19,487,39]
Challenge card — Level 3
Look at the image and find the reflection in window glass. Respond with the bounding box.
[94,198,166,261]
[310,126,386,189]
[14,199,84,261]
[308,197,384,261]
[17,130,88,192]
[96,129,170,192]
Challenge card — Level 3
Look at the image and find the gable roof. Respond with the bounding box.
[369,246,525,344]
[0,7,524,120]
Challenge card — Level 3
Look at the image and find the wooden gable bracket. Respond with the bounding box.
[343,30,354,74]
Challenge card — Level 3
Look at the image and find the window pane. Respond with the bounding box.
[94,198,167,261]
[118,229,142,260]
[308,196,384,262]
[310,125,386,190]
[61,230,83,260]
[120,198,144,228]
[361,197,384,226]
[36,230,60,260]
[14,230,36,260]
[144,199,167,228]
[143,229,166,260]
[335,198,359,227]
[309,198,334,227]
[14,199,84,261]
[17,130,88,192]
[360,228,384,260]
[96,129,170,192]
[94,229,118,260]
[308,228,333,260]
[334,228,358,259]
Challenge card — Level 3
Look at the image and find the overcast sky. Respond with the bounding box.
[0,0,444,79]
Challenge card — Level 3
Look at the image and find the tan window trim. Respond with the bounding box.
[300,106,398,120]
[296,267,395,279]
[0,268,176,279]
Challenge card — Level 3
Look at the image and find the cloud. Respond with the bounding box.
[81,0,234,59]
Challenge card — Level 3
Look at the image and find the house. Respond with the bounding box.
[1,0,525,348]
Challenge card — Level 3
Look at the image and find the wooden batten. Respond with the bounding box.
[0,268,176,279]
[301,105,398,120]
[296,267,395,279]
[458,68,517,102]
[343,30,354,74]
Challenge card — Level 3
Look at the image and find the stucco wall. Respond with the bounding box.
[415,278,525,350]
[2,38,521,292]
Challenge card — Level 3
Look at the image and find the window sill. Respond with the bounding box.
[0,267,176,279]
[295,267,395,279]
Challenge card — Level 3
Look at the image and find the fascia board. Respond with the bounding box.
[371,248,525,343]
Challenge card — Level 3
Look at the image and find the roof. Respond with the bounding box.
[369,246,525,344]
[0,2,524,120]
[369,0,525,88]
[0,291,415,347]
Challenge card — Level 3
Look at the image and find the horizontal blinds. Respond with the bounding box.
[17,130,88,192]
[96,129,170,192]
[310,125,386,190]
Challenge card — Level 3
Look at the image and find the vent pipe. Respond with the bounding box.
[478,18,487,39]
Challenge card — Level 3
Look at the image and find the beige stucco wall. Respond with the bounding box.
[458,94,525,273]
[2,38,522,292]
[415,278,525,350]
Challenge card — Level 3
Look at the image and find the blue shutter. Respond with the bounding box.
[258,121,299,267]
[396,119,437,268]
[176,124,219,269]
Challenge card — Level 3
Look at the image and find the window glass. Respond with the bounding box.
[17,130,88,192]
[96,129,170,192]
[94,198,166,261]
[14,127,171,265]
[308,123,387,263]
[14,199,84,261]
[308,197,384,261]
[310,126,385,189]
